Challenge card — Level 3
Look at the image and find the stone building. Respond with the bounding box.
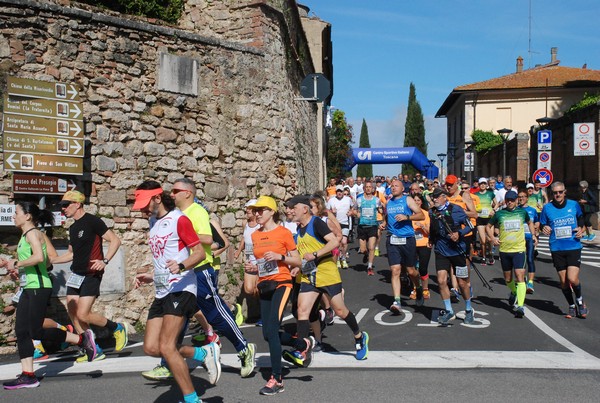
[0,0,332,337]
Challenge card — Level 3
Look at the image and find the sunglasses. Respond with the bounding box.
[553,190,565,195]
[461,187,470,190]
[444,183,454,187]
[172,188,190,194]
[253,207,271,214]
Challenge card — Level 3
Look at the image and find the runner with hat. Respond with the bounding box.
[475,177,497,265]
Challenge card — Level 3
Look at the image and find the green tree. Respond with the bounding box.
[472,129,503,152]
[327,109,354,180]
[402,82,427,176]
[357,118,373,179]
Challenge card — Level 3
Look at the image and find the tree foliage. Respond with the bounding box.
[78,0,185,24]
[357,118,373,179]
[327,109,354,180]
[402,82,427,176]
[472,129,503,152]
[567,92,600,114]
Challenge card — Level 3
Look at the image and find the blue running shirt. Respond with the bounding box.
[540,199,582,251]
[385,196,415,237]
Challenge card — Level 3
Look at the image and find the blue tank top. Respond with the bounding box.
[358,196,379,226]
[540,199,582,251]
[386,196,415,237]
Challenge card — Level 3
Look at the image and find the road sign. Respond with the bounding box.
[532,168,553,187]
[7,76,80,102]
[3,114,83,138]
[574,123,595,156]
[13,174,76,194]
[3,153,83,175]
[537,129,552,151]
[299,73,331,102]
[3,133,83,157]
[3,95,82,120]
[537,151,552,169]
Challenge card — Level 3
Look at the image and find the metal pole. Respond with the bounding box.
[503,141,507,177]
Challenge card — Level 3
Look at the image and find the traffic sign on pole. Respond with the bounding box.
[537,151,552,169]
[532,168,553,188]
[537,129,552,151]
[574,123,595,156]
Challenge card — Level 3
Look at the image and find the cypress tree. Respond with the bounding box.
[357,118,373,179]
[402,82,427,176]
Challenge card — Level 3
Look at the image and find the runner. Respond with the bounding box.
[51,190,126,362]
[410,194,432,301]
[355,181,383,276]
[517,189,540,293]
[244,196,301,396]
[284,195,369,364]
[486,190,536,318]
[428,187,475,326]
[381,179,425,313]
[475,178,497,265]
[327,185,353,269]
[540,181,589,319]
[234,199,260,319]
[132,180,219,403]
[1,202,95,390]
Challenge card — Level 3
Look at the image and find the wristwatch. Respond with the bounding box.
[281,254,286,262]
[178,263,186,271]
[313,251,318,259]
[102,258,109,264]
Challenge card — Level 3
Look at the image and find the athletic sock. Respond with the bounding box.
[342,311,360,334]
[368,263,372,268]
[516,282,526,306]
[443,298,452,312]
[56,323,67,331]
[572,283,582,300]
[506,280,516,294]
[465,298,472,312]
[297,320,310,340]
[561,287,575,305]
[22,371,35,378]
[183,392,199,403]
[105,319,118,332]
[193,347,207,362]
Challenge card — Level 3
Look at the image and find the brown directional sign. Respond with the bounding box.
[3,153,83,175]
[3,95,83,121]
[7,76,80,102]
[3,133,84,157]
[13,173,77,194]
[3,114,83,138]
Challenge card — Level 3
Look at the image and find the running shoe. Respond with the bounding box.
[336,260,342,269]
[313,340,323,352]
[81,329,97,362]
[508,292,517,308]
[581,234,590,241]
[239,342,256,378]
[325,308,335,325]
[367,267,374,276]
[142,365,173,380]
[526,281,534,294]
[464,309,474,324]
[76,345,105,363]
[282,337,314,368]
[588,233,596,241]
[566,305,577,319]
[355,331,369,360]
[362,253,368,264]
[409,287,417,300]
[282,350,304,367]
[423,289,431,299]
[33,348,48,361]
[113,322,128,352]
[389,300,403,315]
[303,336,315,367]
[3,372,39,390]
[318,310,327,332]
[374,248,380,257]
[259,376,284,396]
[255,319,263,327]
[486,256,495,265]
[514,306,525,318]
[438,310,456,326]
[341,260,349,269]
[450,288,460,303]
[415,288,425,307]
[233,303,244,326]
[577,302,589,319]
[203,342,221,385]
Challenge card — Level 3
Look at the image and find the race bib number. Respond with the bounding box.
[12,289,23,303]
[455,265,469,278]
[504,220,521,232]
[301,259,317,275]
[362,207,375,218]
[524,224,531,234]
[555,226,572,239]
[154,273,169,290]
[256,258,279,278]
[19,272,27,287]
[66,273,86,289]
[390,235,407,245]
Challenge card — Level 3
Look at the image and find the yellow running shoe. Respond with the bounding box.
[233,303,244,327]
[113,322,129,352]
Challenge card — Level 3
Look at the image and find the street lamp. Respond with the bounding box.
[437,153,447,180]
[497,128,512,177]
[429,159,436,179]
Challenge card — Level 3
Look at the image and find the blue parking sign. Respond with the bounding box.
[537,130,552,150]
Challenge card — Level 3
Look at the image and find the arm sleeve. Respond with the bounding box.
[93,216,109,237]
[282,228,297,253]
[177,215,201,248]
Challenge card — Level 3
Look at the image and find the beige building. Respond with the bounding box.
[436,48,600,180]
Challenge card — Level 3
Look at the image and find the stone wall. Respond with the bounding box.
[0,0,320,340]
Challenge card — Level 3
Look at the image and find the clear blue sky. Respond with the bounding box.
[300,0,600,177]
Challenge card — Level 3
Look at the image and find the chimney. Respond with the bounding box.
[551,47,558,63]
[516,56,523,73]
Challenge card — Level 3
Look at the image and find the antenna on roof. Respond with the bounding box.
[528,0,539,68]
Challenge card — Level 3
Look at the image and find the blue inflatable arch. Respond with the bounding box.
[346,147,439,179]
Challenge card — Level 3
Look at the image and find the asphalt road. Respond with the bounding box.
[1,235,599,402]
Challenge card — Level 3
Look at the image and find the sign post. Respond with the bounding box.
[574,123,595,156]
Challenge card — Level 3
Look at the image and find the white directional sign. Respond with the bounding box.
[574,123,595,156]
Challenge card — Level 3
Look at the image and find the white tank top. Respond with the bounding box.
[243,223,260,263]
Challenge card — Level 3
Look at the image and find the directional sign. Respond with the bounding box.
[537,129,552,151]
[3,133,83,157]
[7,76,80,102]
[3,153,83,175]
[300,73,331,102]
[574,122,595,156]
[3,95,82,120]
[532,168,553,188]
[3,114,83,138]
[13,174,76,194]
[537,151,552,169]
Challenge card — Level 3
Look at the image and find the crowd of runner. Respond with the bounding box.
[0,173,595,401]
